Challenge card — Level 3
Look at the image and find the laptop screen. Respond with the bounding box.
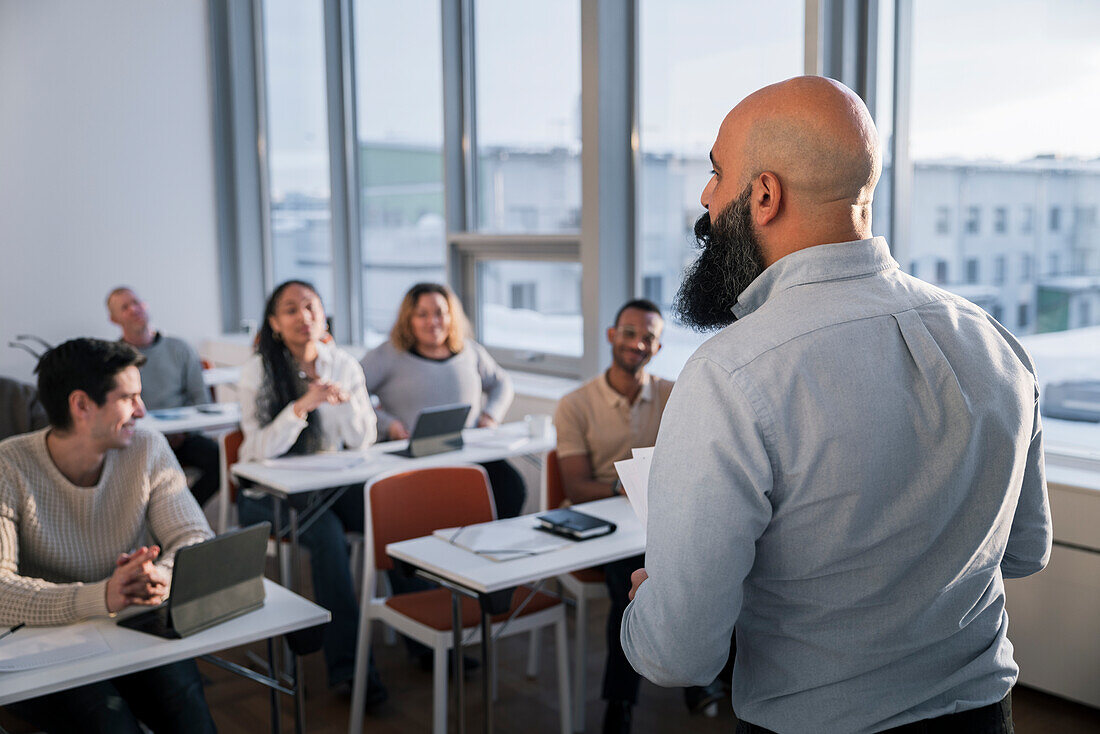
[408,403,471,440]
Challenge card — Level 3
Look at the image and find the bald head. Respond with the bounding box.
[739,77,879,205]
[702,76,881,263]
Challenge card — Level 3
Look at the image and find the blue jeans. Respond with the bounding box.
[238,486,364,687]
[6,659,215,734]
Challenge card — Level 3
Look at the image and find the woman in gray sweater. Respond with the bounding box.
[360,282,526,518]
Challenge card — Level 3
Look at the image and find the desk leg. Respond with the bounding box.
[292,649,306,734]
[452,592,466,734]
[267,637,282,734]
[288,506,302,593]
[272,496,288,587]
[481,608,494,734]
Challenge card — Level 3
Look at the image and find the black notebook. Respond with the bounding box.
[536,508,616,540]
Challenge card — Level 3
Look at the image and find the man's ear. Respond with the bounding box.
[68,390,92,425]
[753,171,782,227]
[607,326,617,346]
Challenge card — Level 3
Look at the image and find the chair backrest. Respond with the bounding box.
[0,377,48,441]
[221,428,245,500]
[544,449,566,510]
[367,465,495,571]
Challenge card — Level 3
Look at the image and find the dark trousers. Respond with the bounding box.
[173,432,220,508]
[602,554,646,704]
[237,486,365,687]
[6,659,216,734]
[481,459,527,518]
[735,692,1013,734]
[604,555,736,705]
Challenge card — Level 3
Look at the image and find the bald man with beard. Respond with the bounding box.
[620,77,1050,733]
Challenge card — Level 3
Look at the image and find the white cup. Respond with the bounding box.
[525,413,552,439]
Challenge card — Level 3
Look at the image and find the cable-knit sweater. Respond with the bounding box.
[0,428,213,626]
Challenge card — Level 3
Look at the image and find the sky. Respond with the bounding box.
[909,0,1100,161]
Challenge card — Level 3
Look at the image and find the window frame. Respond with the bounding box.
[212,1,845,378]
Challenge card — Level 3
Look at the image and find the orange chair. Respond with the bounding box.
[349,465,571,734]
[216,429,245,533]
[199,358,217,403]
[543,449,608,732]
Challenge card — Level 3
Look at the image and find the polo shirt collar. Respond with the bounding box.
[731,237,896,320]
[598,371,655,407]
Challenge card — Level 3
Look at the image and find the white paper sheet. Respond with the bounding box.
[433,516,571,562]
[614,445,654,526]
[0,625,110,671]
[262,453,366,471]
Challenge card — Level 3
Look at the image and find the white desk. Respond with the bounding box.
[387,496,643,594]
[232,422,554,496]
[0,580,328,732]
[231,422,555,606]
[384,497,643,734]
[202,365,242,388]
[138,403,241,434]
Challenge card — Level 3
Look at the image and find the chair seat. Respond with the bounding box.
[569,567,605,584]
[385,586,559,631]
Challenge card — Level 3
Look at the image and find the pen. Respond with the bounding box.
[0,622,25,642]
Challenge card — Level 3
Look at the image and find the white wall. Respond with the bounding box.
[0,0,220,384]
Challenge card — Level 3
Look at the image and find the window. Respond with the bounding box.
[966,258,980,284]
[473,0,580,234]
[510,282,536,310]
[638,0,804,378]
[353,0,447,345]
[904,0,1100,379]
[261,0,335,304]
[643,274,663,305]
[909,261,919,279]
[934,206,951,235]
[476,261,581,359]
[965,206,980,235]
[935,260,949,284]
[991,303,1004,322]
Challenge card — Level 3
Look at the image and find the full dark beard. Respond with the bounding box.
[673,187,766,331]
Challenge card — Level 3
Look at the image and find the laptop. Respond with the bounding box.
[387,403,471,458]
[118,522,270,639]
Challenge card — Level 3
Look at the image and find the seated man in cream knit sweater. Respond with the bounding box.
[0,338,216,734]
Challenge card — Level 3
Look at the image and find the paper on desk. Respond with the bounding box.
[433,516,571,562]
[464,435,528,451]
[262,453,366,471]
[0,625,109,671]
[614,446,654,527]
[462,426,529,451]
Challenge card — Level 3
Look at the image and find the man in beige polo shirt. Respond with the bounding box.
[554,299,724,734]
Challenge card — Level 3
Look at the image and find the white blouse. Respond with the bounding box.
[237,340,378,462]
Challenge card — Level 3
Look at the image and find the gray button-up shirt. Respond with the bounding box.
[621,237,1051,733]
